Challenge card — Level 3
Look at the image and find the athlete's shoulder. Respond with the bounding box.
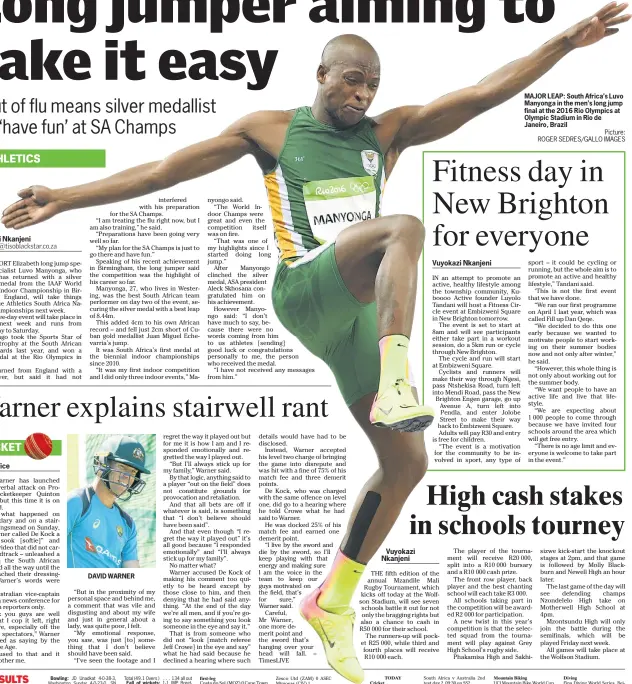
[67,487,86,504]
[369,107,413,150]
[371,107,417,128]
[113,502,135,530]
[67,488,87,528]
[249,109,295,124]
[226,109,295,136]
[225,110,296,168]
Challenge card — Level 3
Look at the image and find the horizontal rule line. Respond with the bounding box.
[0,384,332,388]
[25,669,626,672]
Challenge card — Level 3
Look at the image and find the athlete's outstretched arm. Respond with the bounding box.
[381,1,629,151]
[1,111,281,230]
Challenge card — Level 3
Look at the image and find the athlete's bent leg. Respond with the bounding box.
[334,214,434,432]
[338,393,428,563]
[301,393,428,683]
[334,214,424,333]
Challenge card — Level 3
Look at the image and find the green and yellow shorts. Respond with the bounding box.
[272,243,379,407]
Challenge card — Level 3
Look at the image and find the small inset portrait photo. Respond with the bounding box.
[67,434,156,569]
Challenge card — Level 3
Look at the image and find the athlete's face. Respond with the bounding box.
[318,60,380,128]
[105,462,139,498]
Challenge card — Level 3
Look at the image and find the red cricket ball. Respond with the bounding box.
[24,433,53,460]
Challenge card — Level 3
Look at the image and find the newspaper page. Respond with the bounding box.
[0,2,629,684]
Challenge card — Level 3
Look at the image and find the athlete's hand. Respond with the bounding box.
[1,186,64,229]
[564,2,630,48]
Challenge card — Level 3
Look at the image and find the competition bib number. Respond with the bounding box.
[303,176,377,244]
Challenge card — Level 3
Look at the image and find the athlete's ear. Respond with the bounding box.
[317,64,327,84]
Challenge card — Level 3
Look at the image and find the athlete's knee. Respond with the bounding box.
[387,215,425,253]
[380,445,428,492]
[403,447,428,487]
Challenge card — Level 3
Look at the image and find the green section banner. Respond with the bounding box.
[0,150,106,168]
[0,439,62,456]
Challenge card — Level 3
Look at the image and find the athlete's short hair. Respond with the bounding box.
[321,35,380,71]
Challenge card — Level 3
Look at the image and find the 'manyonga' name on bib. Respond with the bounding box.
[303,176,377,240]
[313,210,373,225]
